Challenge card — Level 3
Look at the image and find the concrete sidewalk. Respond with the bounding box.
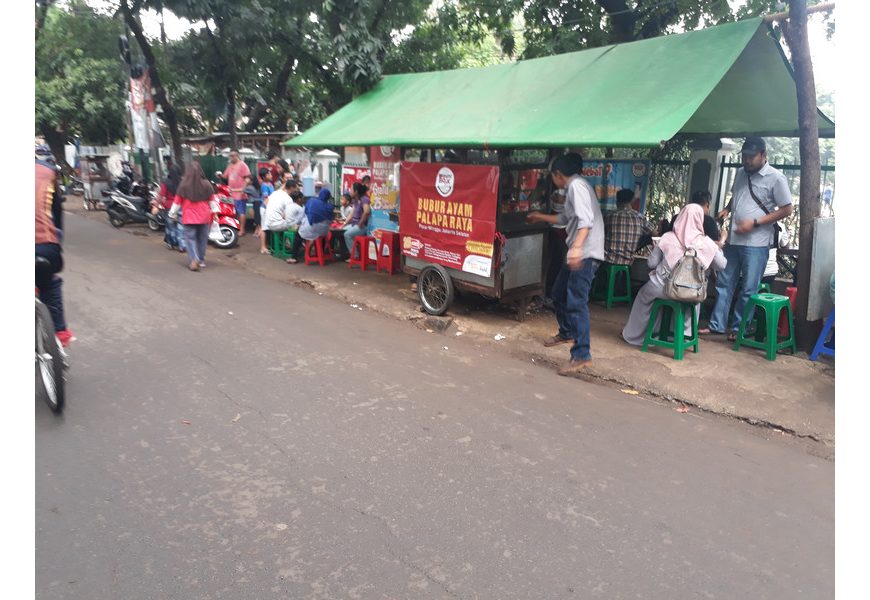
[70,203,835,446]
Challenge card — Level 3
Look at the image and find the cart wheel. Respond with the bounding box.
[418,264,454,316]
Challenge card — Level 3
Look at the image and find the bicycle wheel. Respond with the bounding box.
[35,301,65,413]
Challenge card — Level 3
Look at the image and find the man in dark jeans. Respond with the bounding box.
[526,153,605,375]
[35,153,74,346]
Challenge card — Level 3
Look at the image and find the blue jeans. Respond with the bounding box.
[344,225,367,258]
[708,244,769,332]
[36,243,66,332]
[551,259,599,361]
[184,223,210,264]
[163,213,185,250]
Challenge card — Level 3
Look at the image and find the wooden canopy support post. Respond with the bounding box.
[777,0,830,350]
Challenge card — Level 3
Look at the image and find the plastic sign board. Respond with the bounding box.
[399,162,498,278]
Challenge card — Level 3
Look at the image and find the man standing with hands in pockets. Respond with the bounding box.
[527,153,605,375]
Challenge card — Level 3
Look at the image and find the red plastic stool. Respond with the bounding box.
[376,231,401,275]
[304,237,329,266]
[349,236,376,271]
[778,286,797,338]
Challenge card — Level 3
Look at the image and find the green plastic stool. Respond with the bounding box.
[733,293,797,361]
[641,298,699,360]
[592,263,632,309]
[757,282,771,294]
[270,230,296,259]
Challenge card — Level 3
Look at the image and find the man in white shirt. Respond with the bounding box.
[264,180,305,234]
[527,153,605,375]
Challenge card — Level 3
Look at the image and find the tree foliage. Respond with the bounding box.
[35,0,127,147]
[34,0,835,176]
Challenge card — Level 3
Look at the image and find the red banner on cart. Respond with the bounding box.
[399,162,499,278]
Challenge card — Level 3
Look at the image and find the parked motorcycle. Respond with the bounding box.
[67,174,85,196]
[105,189,162,230]
[209,196,240,249]
[111,161,155,201]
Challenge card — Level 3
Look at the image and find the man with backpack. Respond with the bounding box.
[700,137,793,341]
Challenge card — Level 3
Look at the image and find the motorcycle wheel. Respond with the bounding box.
[213,226,238,249]
[108,209,125,228]
[36,301,64,413]
[147,217,162,232]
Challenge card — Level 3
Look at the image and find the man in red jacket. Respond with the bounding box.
[35,152,74,346]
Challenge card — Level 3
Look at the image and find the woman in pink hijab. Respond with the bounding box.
[622,203,727,346]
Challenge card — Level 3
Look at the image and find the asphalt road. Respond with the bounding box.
[36,212,833,599]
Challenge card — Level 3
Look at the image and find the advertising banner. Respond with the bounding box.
[369,146,400,210]
[340,166,370,197]
[399,162,498,278]
[368,146,401,233]
[580,159,651,213]
[129,71,156,151]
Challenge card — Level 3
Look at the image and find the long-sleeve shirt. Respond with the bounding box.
[604,207,654,265]
[264,190,303,232]
[556,175,604,261]
[171,194,215,225]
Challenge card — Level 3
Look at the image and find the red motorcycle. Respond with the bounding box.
[209,183,240,249]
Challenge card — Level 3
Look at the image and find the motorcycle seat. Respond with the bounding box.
[113,191,148,204]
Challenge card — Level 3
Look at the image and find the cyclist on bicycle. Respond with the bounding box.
[35,145,74,347]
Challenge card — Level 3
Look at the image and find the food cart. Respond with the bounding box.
[284,17,835,322]
[79,154,112,210]
[399,152,553,320]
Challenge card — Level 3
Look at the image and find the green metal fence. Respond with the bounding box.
[195,155,260,180]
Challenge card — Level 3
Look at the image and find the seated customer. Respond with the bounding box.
[669,190,724,245]
[264,180,305,235]
[338,192,353,222]
[604,188,654,266]
[343,182,371,261]
[288,188,335,264]
[621,203,727,346]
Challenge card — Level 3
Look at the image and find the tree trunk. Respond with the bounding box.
[596,0,635,43]
[35,0,54,44]
[120,0,184,170]
[782,0,822,350]
[226,86,237,150]
[245,53,296,133]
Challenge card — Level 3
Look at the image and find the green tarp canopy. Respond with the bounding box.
[285,18,834,149]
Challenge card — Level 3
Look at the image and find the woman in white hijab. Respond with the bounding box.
[622,203,727,345]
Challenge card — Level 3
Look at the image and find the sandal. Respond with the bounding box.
[727,331,738,342]
[698,328,722,335]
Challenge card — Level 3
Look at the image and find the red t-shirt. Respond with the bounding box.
[173,195,215,225]
[224,160,251,200]
[158,182,175,210]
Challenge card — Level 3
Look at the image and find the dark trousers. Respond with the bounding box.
[551,258,599,361]
[546,228,568,299]
[291,231,306,259]
[36,243,66,332]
